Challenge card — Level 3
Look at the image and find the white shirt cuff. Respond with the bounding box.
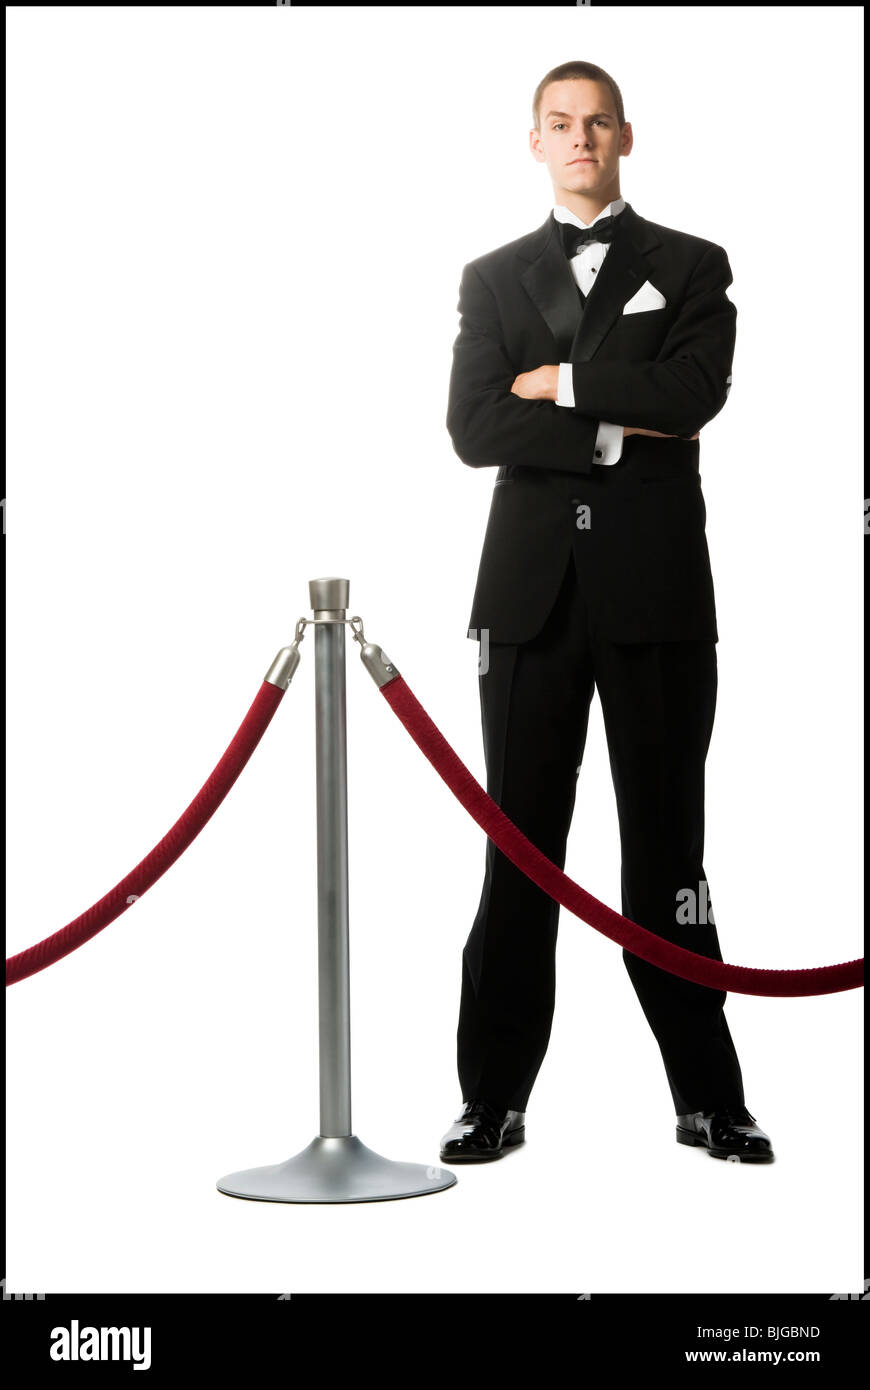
[592,419,624,466]
[556,361,575,408]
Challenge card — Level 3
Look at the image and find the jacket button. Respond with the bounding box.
[594,450,603,458]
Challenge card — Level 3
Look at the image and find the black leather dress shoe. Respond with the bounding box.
[676,1106,774,1162]
[439,1099,526,1163]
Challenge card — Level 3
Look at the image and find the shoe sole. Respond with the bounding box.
[676,1126,775,1162]
[439,1126,526,1164]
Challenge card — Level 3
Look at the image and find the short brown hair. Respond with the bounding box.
[532,61,625,132]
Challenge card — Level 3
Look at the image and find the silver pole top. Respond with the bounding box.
[309,577,349,616]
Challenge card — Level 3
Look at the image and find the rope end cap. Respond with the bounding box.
[359,643,399,688]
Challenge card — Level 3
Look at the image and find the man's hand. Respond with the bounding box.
[510,365,559,401]
[624,426,701,440]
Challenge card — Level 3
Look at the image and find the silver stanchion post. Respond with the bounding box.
[216,578,456,1202]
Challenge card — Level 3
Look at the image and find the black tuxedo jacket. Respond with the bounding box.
[446,202,736,645]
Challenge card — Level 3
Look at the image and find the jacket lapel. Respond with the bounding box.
[518,203,662,363]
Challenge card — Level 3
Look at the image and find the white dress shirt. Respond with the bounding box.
[553,197,627,466]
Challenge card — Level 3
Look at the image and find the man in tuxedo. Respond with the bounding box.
[439,61,773,1164]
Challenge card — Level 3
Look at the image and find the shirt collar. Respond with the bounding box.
[553,195,626,230]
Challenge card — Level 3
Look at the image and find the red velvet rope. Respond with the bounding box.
[6,680,286,987]
[379,673,863,997]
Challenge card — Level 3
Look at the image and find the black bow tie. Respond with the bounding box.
[559,213,620,259]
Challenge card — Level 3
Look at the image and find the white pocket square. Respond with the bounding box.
[621,279,667,314]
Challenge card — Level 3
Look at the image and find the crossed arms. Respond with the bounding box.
[446,241,736,474]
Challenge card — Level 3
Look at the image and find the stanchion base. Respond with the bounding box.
[216,1134,457,1203]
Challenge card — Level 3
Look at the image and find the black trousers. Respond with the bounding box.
[458,544,746,1116]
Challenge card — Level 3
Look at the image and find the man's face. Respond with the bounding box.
[530,78,632,201]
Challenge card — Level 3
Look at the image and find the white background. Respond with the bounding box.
[5,6,863,1294]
